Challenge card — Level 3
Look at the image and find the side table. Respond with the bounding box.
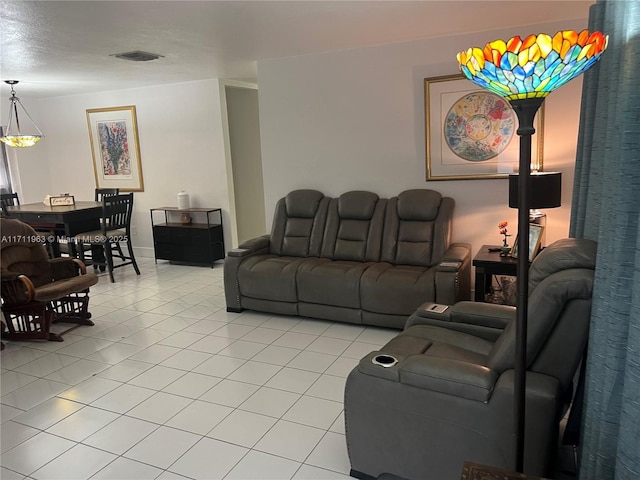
[473,245,517,302]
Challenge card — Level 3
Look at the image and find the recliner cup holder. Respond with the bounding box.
[372,354,398,368]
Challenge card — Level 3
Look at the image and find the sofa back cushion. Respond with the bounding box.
[270,190,329,257]
[321,191,386,262]
[381,190,452,267]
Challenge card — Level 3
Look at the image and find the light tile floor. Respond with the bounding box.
[1,258,399,480]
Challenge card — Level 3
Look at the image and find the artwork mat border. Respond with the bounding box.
[425,74,544,181]
[86,105,144,192]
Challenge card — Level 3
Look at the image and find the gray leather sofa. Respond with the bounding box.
[344,238,597,479]
[224,189,471,329]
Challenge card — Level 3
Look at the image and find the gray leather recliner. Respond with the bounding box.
[344,238,597,479]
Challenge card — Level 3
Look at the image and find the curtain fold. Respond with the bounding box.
[570,1,640,478]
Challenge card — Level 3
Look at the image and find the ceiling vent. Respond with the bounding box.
[111,51,164,62]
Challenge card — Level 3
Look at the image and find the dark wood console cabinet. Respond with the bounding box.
[150,207,225,267]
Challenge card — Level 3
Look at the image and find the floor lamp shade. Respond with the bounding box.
[509,172,562,209]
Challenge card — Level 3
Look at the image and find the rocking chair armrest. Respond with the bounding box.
[0,272,36,305]
[72,258,88,275]
[49,257,87,279]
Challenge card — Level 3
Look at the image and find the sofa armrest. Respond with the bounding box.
[237,235,270,253]
[227,235,270,257]
[406,301,514,341]
[437,243,470,268]
[224,235,271,311]
[434,243,471,304]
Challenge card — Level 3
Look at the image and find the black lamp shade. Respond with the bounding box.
[509,172,562,209]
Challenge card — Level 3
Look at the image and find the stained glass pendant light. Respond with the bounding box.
[456,29,608,473]
[0,80,44,148]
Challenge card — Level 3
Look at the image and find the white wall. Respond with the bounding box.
[9,79,232,257]
[225,86,266,244]
[257,19,588,264]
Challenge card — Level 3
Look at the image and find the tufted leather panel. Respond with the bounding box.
[381,190,450,267]
[270,190,328,257]
[321,191,386,262]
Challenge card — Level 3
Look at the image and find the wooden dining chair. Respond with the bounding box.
[73,188,123,264]
[0,192,20,216]
[73,193,140,282]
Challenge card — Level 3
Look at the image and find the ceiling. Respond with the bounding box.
[1,1,592,99]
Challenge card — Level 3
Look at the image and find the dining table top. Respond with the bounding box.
[6,201,102,214]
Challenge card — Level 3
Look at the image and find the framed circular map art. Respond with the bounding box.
[425,74,544,180]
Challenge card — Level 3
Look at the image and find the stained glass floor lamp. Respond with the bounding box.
[457,30,607,472]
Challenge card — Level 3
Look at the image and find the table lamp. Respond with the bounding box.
[509,171,562,246]
[457,30,607,472]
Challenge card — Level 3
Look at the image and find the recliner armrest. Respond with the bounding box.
[449,301,515,329]
[400,355,498,402]
[406,301,514,341]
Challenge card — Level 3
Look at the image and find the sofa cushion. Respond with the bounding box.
[297,258,375,308]
[34,275,98,302]
[337,191,379,220]
[397,189,442,221]
[360,263,436,316]
[237,255,308,303]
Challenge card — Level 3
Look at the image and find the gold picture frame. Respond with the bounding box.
[425,74,544,181]
[511,223,544,262]
[86,105,144,192]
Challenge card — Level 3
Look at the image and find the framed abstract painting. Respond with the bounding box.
[86,105,144,191]
[425,74,544,180]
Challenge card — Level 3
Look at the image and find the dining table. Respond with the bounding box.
[6,201,103,257]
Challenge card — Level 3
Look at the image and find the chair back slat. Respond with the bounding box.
[0,192,20,216]
[101,193,134,233]
[95,188,120,201]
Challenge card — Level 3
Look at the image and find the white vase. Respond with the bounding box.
[177,190,190,210]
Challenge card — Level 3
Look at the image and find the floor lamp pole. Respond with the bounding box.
[510,96,545,472]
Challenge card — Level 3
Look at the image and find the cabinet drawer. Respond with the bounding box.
[169,227,206,244]
[154,243,182,261]
[153,226,171,242]
[182,246,212,263]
